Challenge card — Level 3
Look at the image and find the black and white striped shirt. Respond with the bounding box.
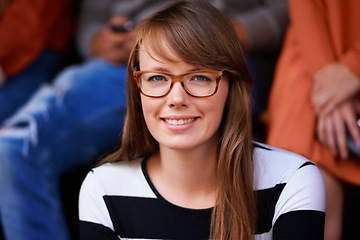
[79,142,326,239]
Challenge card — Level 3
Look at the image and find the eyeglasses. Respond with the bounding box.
[133,70,223,98]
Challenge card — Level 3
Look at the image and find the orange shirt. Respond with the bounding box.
[288,0,360,77]
[0,0,74,79]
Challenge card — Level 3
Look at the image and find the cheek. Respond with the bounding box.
[141,97,152,124]
[141,96,162,132]
[200,96,227,130]
[209,102,226,127]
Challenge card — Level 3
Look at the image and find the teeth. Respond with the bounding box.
[165,118,196,125]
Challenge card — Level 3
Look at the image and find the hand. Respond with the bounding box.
[312,62,360,115]
[316,98,360,159]
[91,16,135,65]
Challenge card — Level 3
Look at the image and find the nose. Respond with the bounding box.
[167,82,188,107]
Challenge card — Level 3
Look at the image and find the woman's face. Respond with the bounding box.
[138,42,229,152]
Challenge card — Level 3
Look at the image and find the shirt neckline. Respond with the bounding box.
[141,157,214,215]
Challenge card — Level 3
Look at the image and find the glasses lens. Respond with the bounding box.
[183,72,218,96]
[140,72,171,97]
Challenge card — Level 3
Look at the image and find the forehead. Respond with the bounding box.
[139,46,200,75]
[139,38,181,65]
[138,39,201,74]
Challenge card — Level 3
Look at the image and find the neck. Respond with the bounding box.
[147,143,218,209]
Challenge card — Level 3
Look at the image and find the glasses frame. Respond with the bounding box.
[133,70,224,98]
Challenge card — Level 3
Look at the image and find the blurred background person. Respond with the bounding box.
[267,0,360,239]
[0,0,137,239]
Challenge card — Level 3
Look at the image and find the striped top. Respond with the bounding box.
[79,142,326,239]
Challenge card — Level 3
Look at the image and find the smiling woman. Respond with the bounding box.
[78,1,326,240]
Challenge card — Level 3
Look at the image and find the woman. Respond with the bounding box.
[79,1,325,239]
[267,1,360,239]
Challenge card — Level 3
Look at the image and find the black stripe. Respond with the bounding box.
[103,184,288,237]
[104,196,211,239]
[80,221,119,240]
[298,161,315,169]
[273,210,325,239]
[255,183,286,234]
[253,142,272,151]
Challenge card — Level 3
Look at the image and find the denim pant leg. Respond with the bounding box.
[0,59,127,240]
[0,50,62,125]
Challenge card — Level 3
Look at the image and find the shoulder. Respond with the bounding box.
[253,142,322,190]
[253,142,326,238]
[253,141,310,165]
[253,141,326,212]
[79,158,156,229]
[81,158,155,198]
[88,158,143,181]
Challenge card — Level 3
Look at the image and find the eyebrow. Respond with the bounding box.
[147,67,203,73]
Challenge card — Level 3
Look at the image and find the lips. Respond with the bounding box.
[164,118,196,125]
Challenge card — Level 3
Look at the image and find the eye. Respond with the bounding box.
[147,75,168,82]
[191,75,212,82]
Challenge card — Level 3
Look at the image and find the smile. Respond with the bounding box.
[164,118,196,125]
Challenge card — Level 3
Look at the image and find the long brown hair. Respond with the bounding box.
[100,1,256,239]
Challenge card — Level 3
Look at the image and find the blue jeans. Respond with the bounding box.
[0,59,127,240]
[0,50,62,124]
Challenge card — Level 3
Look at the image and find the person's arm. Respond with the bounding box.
[292,0,359,80]
[290,0,360,113]
[79,170,119,240]
[288,0,360,156]
[0,0,73,80]
[272,162,326,239]
[230,0,289,51]
[288,0,336,75]
[311,0,360,115]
